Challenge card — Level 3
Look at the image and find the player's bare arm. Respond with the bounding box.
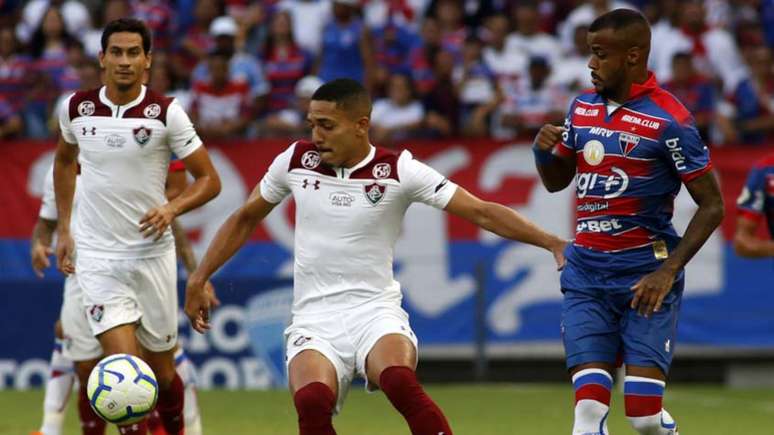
[53,136,78,275]
[733,216,774,257]
[140,147,221,240]
[533,124,577,192]
[631,171,724,317]
[444,187,568,270]
[185,187,277,333]
[30,217,56,278]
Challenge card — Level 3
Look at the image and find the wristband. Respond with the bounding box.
[532,145,556,165]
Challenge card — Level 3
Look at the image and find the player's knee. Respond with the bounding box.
[293,382,336,417]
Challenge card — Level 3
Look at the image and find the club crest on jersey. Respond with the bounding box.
[301,150,321,169]
[372,163,391,179]
[132,126,152,146]
[364,183,386,205]
[144,103,161,119]
[619,132,641,156]
[78,100,95,116]
[89,305,104,322]
[582,140,605,166]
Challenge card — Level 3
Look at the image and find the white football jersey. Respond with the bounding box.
[260,141,458,316]
[59,86,202,259]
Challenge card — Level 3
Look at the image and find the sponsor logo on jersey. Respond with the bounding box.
[105,133,126,148]
[619,132,641,156]
[329,191,354,207]
[82,126,96,136]
[302,179,320,190]
[77,100,95,116]
[435,179,449,193]
[372,163,391,179]
[364,183,386,205]
[665,137,686,171]
[89,305,104,322]
[621,114,661,129]
[144,103,161,119]
[576,218,624,233]
[132,126,152,146]
[301,150,321,169]
[574,106,599,117]
[588,127,614,137]
[582,140,605,166]
[576,168,630,199]
[577,201,609,213]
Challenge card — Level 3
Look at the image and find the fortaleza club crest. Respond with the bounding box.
[132,126,152,146]
[364,183,386,205]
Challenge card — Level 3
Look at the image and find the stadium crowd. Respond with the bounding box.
[1,0,774,146]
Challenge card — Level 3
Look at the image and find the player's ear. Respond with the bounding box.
[627,46,641,66]
[356,116,370,137]
[98,51,105,69]
[145,51,152,70]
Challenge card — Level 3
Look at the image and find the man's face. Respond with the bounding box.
[587,28,627,98]
[307,100,368,167]
[100,32,150,90]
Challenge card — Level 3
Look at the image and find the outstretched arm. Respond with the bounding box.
[733,216,774,258]
[185,186,278,332]
[444,187,568,270]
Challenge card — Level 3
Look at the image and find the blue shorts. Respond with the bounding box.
[560,256,684,375]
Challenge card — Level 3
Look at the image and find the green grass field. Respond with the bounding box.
[3,384,773,434]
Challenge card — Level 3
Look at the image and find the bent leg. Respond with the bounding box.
[570,363,615,435]
[289,350,338,435]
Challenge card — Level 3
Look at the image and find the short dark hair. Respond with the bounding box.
[589,8,649,33]
[101,18,152,54]
[311,78,372,117]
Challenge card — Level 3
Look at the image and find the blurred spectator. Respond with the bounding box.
[259,75,322,138]
[422,49,460,138]
[482,14,527,80]
[16,0,92,44]
[174,0,223,79]
[725,45,774,145]
[550,24,593,92]
[371,20,421,98]
[317,0,374,88]
[453,36,499,137]
[0,95,23,139]
[493,56,568,139]
[190,49,254,139]
[431,0,468,55]
[662,52,719,142]
[507,1,562,69]
[49,59,102,134]
[278,0,332,56]
[371,73,425,146]
[408,17,444,95]
[262,10,312,113]
[192,15,270,111]
[82,0,132,59]
[557,0,636,52]
[131,0,176,52]
[364,0,421,30]
[148,52,192,111]
[426,0,506,31]
[0,25,33,113]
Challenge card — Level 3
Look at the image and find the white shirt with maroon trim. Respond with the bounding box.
[58,85,203,259]
[260,141,458,316]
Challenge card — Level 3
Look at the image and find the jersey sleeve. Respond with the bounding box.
[661,120,713,183]
[736,166,766,222]
[399,151,458,209]
[58,93,77,145]
[259,143,295,204]
[166,99,203,159]
[554,99,577,158]
[39,164,58,221]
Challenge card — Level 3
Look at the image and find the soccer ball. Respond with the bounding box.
[87,353,159,424]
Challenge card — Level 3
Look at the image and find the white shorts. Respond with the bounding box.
[76,250,178,353]
[60,274,102,362]
[285,302,418,413]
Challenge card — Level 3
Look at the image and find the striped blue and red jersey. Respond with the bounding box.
[555,72,713,271]
[737,154,774,239]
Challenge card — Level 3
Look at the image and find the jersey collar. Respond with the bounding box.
[99,85,147,117]
[627,71,659,100]
[340,145,376,178]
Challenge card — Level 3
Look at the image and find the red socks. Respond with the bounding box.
[379,366,453,435]
[293,382,337,435]
[156,374,185,435]
[78,385,107,435]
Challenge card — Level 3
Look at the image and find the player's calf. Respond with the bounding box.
[572,368,613,435]
[379,366,453,435]
[293,382,337,435]
[624,376,678,435]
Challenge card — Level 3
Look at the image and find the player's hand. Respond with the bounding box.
[139,203,177,241]
[55,231,75,276]
[31,242,53,278]
[630,267,677,318]
[185,277,212,333]
[548,237,569,271]
[204,280,221,308]
[533,124,566,151]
